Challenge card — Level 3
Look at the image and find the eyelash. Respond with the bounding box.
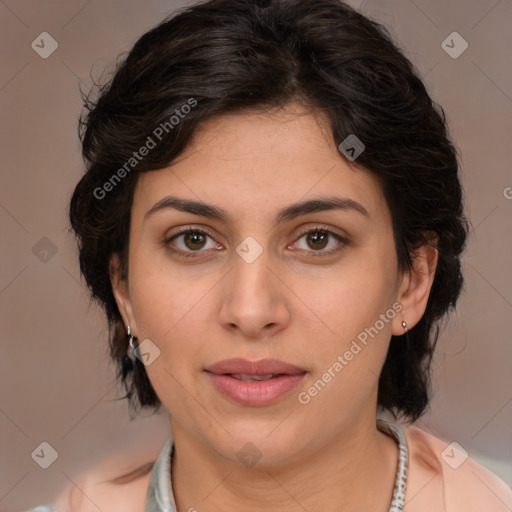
[163,225,348,259]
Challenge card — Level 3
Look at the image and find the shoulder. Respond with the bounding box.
[57,462,154,512]
[41,445,164,512]
[25,461,154,512]
[402,423,512,512]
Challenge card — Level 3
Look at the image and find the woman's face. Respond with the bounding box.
[114,104,412,466]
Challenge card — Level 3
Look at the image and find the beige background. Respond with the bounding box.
[1,0,511,510]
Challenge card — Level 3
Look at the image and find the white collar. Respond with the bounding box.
[145,438,176,512]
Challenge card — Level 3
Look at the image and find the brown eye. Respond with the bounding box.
[306,231,329,250]
[291,227,348,258]
[165,228,220,257]
[183,232,208,250]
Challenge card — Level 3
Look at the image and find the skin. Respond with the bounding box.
[111,103,438,512]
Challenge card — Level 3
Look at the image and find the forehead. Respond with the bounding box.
[132,105,389,223]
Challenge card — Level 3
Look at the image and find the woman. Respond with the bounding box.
[27,0,512,510]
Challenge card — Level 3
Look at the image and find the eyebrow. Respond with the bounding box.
[144,195,370,226]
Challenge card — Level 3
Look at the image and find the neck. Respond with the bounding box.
[169,413,398,512]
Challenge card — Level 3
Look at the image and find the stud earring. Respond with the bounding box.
[401,320,410,348]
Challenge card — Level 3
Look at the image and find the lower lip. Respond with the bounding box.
[206,372,306,406]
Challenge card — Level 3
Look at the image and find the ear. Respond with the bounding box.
[391,243,438,336]
[110,254,138,335]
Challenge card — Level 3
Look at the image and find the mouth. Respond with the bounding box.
[205,357,306,376]
[228,373,290,381]
[205,358,307,406]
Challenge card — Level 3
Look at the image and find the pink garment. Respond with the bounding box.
[402,425,511,511]
[47,423,511,511]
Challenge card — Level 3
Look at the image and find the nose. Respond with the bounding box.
[218,246,291,340]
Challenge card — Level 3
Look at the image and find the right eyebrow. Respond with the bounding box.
[144,195,231,223]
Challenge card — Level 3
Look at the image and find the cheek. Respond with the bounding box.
[127,270,210,414]
[297,286,396,420]
[296,251,397,343]
[128,249,211,337]
[295,247,398,399]
[127,257,220,383]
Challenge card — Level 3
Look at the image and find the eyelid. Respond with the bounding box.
[165,225,217,241]
[293,223,348,241]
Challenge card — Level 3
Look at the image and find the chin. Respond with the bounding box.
[209,423,306,469]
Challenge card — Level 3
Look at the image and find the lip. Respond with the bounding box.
[206,358,306,375]
[205,358,307,406]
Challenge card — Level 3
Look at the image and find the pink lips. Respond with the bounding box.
[205,358,306,406]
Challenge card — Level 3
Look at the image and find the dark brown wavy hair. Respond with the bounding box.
[69,0,468,422]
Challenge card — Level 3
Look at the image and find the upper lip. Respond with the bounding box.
[205,358,306,375]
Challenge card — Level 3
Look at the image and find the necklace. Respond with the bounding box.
[377,419,409,512]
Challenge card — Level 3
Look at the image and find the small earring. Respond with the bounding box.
[127,325,136,350]
[121,325,136,379]
[401,321,408,334]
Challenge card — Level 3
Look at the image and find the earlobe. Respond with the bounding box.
[391,244,438,336]
[110,254,137,333]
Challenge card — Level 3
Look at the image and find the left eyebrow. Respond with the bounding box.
[271,196,370,229]
[144,195,370,225]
